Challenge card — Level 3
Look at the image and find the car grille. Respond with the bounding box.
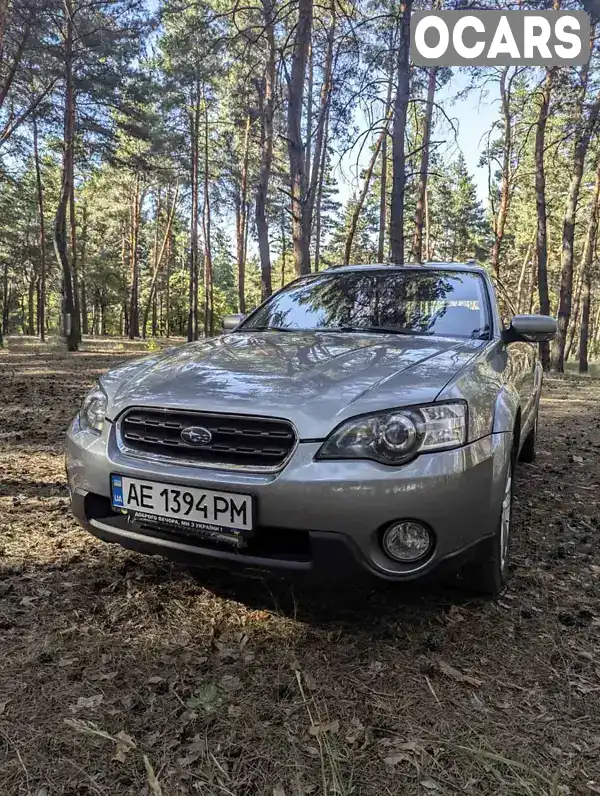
[119,408,297,470]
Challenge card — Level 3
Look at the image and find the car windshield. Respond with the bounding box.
[240,269,490,339]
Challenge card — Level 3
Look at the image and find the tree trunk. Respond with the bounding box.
[577,157,600,371]
[165,231,171,338]
[389,0,412,263]
[566,267,584,361]
[591,300,600,357]
[305,40,313,185]
[1,262,8,338]
[306,6,335,248]
[551,47,598,371]
[490,67,512,279]
[80,202,88,335]
[27,274,35,335]
[256,0,276,300]
[280,207,287,288]
[53,0,80,352]
[128,174,142,339]
[32,112,46,342]
[120,227,128,336]
[0,0,10,64]
[344,122,389,265]
[314,108,330,272]
[535,68,554,369]
[378,54,394,263]
[516,239,534,314]
[579,272,592,373]
[143,187,161,339]
[286,0,313,276]
[237,113,251,311]
[411,66,437,263]
[188,85,201,342]
[143,185,179,337]
[202,98,213,337]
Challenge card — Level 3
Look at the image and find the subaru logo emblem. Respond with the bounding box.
[181,426,212,446]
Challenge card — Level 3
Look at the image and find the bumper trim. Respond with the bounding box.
[89,518,312,571]
[85,514,492,583]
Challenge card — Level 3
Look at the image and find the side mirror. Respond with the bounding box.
[503,314,557,344]
[222,313,245,331]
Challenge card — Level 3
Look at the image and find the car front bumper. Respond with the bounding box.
[66,417,512,582]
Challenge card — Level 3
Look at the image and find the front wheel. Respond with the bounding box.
[458,456,514,597]
[519,412,537,464]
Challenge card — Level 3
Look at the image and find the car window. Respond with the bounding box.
[241,270,490,339]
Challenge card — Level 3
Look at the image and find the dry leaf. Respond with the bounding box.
[75,695,104,709]
[178,749,203,767]
[220,675,242,693]
[308,719,339,736]
[89,671,118,682]
[58,658,77,667]
[394,740,424,753]
[446,606,466,625]
[178,735,206,765]
[273,785,286,796]
[113,730,136,763]
[146,731,160,747]
[20,596,37,606]
[421,780,440,790]
[571,455,584,464]
[147,676,164,684]
[383,753,413,766]
[303,672,317,691]
[304,745,320,756]
[0,699,9,716]
[345,717,365,745]
[437,660,482,687]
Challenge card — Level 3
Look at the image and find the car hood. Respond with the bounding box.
[103,332,484,439]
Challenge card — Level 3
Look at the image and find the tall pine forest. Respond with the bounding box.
[1,0,600,373]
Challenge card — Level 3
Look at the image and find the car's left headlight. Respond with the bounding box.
[79,384,108,434]
[316,402,467,465]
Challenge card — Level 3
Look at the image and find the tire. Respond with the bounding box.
[457,454,514,597]
[519,412,537,464]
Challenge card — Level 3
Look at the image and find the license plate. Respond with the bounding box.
[110,475,253,542]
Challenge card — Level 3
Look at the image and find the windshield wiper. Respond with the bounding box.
[328,325,433,336]
[470,325,491,340]
[242,325,300,332]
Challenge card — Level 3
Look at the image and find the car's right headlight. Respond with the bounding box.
[316,402,467,466]
[79,385,108,434]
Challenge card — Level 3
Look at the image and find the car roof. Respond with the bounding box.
[323,261,488,275]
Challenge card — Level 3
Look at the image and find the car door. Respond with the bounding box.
[493,282,538,437]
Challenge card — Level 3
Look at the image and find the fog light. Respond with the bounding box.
[382,521,433,562]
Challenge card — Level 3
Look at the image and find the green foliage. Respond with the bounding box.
[0,0,598,366]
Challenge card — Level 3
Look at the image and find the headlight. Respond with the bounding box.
[317,402,467,465]
[79,385,108,434]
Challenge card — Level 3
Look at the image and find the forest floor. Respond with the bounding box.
[1,337,600,796]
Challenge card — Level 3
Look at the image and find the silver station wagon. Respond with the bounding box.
[66,263,556,596]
